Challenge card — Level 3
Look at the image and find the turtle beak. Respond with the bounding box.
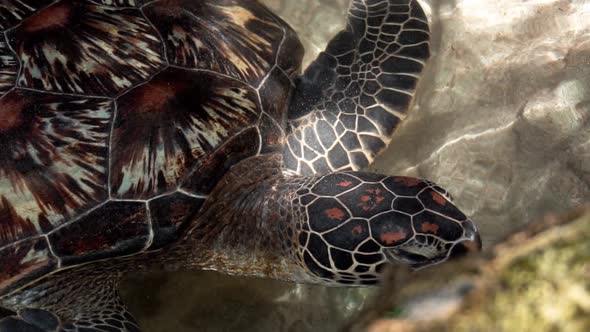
[449,226,482,260]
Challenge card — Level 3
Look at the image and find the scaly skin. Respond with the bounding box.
[182,154,481,286]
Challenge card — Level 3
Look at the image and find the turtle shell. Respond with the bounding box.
[0,0,303,296]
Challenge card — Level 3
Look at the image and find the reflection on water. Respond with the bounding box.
[123,271,372,332]
[122,0,590,330]
[262,0,348,67]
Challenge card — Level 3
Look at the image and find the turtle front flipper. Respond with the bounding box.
[285,0,430,175]
[0,268,140,332]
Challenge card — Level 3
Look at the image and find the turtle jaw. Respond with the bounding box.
[383,227,482,270]
[448,230,482,259]
[384,247,444,270]
[446,217,482,260]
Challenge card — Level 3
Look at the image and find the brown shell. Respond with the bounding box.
[0,0,303,295]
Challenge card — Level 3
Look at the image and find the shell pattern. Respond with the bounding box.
[0,0,303,295]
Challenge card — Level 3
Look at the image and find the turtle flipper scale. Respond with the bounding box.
[0,268,141,332]
[285,0,430,175]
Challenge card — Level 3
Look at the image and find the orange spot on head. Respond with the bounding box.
[337,180,353,187]
[431,192,447,206]
[0,94,27,132]
[380,231,407,245]
[420,222,440,234]
[395,177,422,187]
[351,225,363,234]
[357,189,386,211]
[325,208,346,221]
[22,2,72,33]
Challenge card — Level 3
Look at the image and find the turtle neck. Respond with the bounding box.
[169,153,308,282]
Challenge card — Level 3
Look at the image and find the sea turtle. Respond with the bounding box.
[0,0,481,330]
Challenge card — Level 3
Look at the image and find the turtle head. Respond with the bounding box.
[294,173,481,285]
[188,161,480,286]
